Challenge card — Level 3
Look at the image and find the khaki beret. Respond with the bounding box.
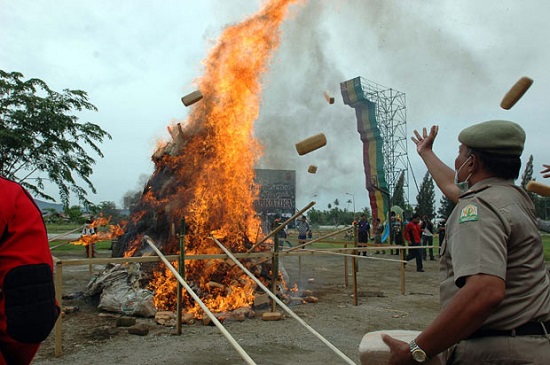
[458,120,525,156]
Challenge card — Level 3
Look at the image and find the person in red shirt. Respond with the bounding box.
[0,177,60,365]
[404,214,424,272]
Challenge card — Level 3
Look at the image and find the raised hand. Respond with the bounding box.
[411,125,439,156]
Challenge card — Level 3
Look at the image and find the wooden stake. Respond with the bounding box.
[352,224,358,306]
[400,249,406,295]
[344,241,349,288]
[176,221,185,335]
[144,236,257,365]
[287,226,353,252]
[212,237,356,365]
[247,201,316,253]
[271,234,280,312]
[54,259,63,357]
[49,226,85,244]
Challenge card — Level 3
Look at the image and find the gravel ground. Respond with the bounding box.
[33,247,441,365]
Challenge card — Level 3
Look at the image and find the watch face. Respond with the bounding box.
[412,349,427,362]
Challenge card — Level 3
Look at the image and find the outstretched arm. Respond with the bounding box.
[412,126,460,203]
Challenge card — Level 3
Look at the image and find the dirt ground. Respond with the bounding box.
[33,246,441,365]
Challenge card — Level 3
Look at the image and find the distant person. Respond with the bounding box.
[374,218,385,254]
[357,214,370,256]
[296,215,310,248]
[404,214,423,272]
[272,215,292,248]
[420,215,435,260]
[82,216,96,258]
[437,220,446,258]
[0,177,60,364]
[390,212,404,256]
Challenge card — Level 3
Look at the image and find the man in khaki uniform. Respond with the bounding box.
[383,120,550,364]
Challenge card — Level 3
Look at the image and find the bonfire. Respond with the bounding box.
[106,0,303,316]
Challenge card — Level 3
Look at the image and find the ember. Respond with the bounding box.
[113,0,303,316]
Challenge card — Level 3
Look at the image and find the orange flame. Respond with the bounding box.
[70,214,125,247]
[120,0,304,315]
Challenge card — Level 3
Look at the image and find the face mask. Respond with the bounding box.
[454,155,473,192]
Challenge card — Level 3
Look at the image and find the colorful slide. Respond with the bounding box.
[341,77,390,237]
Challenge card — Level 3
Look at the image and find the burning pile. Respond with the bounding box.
[113,0,302,316]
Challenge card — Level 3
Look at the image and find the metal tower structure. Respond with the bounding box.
[344,77,409,203]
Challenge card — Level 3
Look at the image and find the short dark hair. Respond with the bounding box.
[470,148,522,179]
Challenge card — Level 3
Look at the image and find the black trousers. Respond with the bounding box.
[405,243,423,270]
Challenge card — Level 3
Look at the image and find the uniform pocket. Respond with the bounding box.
[4,264,60,343]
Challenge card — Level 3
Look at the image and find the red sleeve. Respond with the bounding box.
[0,178,53,279]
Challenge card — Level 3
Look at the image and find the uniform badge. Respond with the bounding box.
[459,204,478,223]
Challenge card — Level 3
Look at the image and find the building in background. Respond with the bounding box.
[254,169,296,231]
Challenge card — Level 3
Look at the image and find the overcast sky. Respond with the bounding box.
[2,0,549,213]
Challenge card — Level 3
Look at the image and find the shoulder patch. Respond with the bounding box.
[459,204,479,223]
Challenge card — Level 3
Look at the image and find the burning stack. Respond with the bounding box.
[107,0,302,318]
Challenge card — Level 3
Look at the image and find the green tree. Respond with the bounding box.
[96,201,120,220]
[392,170,406,208]
[517,155,548,218]
[520,154,534,189]
[122,173,149,211]
[437,195,456,221]
[415,171,436,218]
[0,70,111,208]
[122,189,142,212]
[533,197,549,220]
[64,205,85,224]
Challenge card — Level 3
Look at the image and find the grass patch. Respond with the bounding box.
[46,224,550,262]
[47,223,82,234]
[50,240,112,251]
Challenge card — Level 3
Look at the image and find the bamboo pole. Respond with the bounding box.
[298,254,302,286]
[50,238,411,358]
[247,201,316,253]
[400,249,406,295]
[58,252,271,266]
[176,221,186,335]
[271,233,279,312]
[48,226,84,243]
[143,236,257,365]
[54,259,63,357]
[212,237,357,365]
[352,224,358,306]
[343,241,348,288]
[287,226,353,252]
[306,249,405,263]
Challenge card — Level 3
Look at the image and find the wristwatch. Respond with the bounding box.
[408,339,428,363]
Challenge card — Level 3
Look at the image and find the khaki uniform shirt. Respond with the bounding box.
[440,177,550,330]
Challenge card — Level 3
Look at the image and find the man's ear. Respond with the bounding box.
[468,154,478,172]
